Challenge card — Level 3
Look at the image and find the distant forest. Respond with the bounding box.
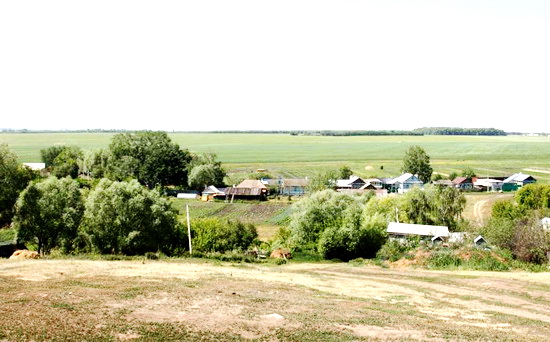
[0,127,508,136]
[412,127,507,136]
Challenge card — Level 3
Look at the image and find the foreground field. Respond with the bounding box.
[2,133,550,183]
[1,259,549,341]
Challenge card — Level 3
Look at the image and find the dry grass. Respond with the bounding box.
[1,259,549,341]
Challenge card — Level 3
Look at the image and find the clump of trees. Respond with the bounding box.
[482,184,550,264]
[0,144,36,227]
[278,185,467,261]
[14,177,83,254]
[80,179,181,255]
[0,132,255,257]
[38,131,226,191]
[11,176,258,256]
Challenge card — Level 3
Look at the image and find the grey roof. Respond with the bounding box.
[503,173,535,183]
[388,173,423,185]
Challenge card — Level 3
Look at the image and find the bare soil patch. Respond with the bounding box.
[0,259,549,341]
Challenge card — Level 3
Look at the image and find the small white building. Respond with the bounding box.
[22,162,46,171]
[474,178,503,192]
[542,217,550,230]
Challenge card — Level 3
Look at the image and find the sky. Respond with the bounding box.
[1,1,549,132]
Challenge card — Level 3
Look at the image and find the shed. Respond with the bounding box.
[177,193,199,199]
[387,222,449,239]
[201,185,225,201]
[474,235,487,246]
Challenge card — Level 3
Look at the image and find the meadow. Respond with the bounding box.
[2,132,550,183]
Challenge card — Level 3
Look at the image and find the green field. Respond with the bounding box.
[2,133,550,183]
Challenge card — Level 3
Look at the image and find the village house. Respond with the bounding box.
[502,173,536,191]
[336,176,366,189]
[386,173,424,193]
[225,179,268,201]
[280,178,309,196]
[452,177,474,190]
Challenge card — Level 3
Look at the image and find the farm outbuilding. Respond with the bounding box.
[22,162,46,171]
[387,222,449,241]
[201,185,225,201]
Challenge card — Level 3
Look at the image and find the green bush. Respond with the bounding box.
[376,237,420,262]
[191,218,259,253]
[80,179,181,255]
[427,250,462,268]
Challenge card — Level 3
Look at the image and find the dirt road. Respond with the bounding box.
[1,259,549,341]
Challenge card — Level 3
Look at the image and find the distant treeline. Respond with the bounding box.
[292,130,422,136]
[412,127,507,136]
[0,129,133,133]
[1,127,508,136]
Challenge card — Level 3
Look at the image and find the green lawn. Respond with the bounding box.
[2,133,550,182]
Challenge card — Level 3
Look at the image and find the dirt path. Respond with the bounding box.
[473,198,490,225]
[1,259,549,341]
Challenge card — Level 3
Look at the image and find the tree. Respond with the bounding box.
[80,179,179,255]
[107,131,192,189]
[306,170,337,192]
[40,145,66,168]
[338,165,353,179]
[14,177,84,254]
[461,167,476,179]
[41,145,82,178]
[401,185,465,230]
[78,149,110,178]
[187,153,226,190]
[0,144,36,227]
[52,146,82,178]
[401,145,433,184]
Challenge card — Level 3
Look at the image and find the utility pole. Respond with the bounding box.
[186,204,192,254]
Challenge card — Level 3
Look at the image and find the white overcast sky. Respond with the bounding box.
[1,1,549,132]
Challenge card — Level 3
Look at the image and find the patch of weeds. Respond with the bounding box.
[457,295,477,301]
[50,302,76,310]
[276,328,357,342]
[485,311,550,327]
[65,280,104,288]
[137,323,242,341]
[118,287,144,300]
